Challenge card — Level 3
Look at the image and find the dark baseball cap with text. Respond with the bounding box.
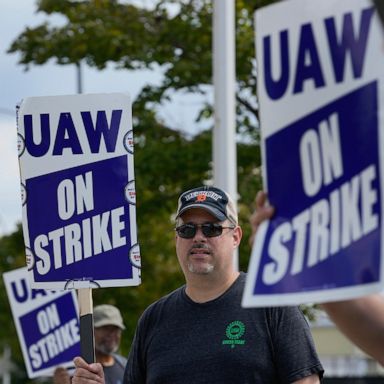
[175,186,238,225]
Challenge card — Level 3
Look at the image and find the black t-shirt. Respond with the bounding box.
[125,272,324,383]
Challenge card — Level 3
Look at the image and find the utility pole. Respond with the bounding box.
[212,0,238,269]
[76,62,83,94]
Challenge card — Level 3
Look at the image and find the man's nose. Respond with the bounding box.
[192,225,207,240]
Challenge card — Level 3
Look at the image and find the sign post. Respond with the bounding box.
[78,288,95,364]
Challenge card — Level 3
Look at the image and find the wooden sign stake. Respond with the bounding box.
[78,288,95,363]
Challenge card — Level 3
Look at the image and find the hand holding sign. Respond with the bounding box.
[72,356,105,384]
[249,191,275,247]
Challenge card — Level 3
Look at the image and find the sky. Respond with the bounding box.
[0,0,211,236]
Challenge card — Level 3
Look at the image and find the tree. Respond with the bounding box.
[6,0,270,285]
[8,0,279,138]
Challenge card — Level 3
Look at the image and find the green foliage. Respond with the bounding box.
[8,0,277,137]
[0,224,30,381]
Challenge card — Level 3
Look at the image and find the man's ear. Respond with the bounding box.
[233,226,242,248]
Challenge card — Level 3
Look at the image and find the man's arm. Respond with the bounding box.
[321,295,384,366]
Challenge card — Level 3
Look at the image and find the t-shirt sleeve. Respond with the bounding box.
[268,306,324,382]
[124,314,147,384]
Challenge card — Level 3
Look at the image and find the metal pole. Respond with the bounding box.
[212,0,238,269]
[76,62,83,94]
[2,345,11,384]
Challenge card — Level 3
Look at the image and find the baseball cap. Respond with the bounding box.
[176,186,238,225]
[93,304,126,330]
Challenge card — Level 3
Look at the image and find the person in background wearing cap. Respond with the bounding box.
[72,186,323,384]
[54,304,126,384]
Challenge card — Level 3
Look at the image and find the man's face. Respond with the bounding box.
[175,208,242,278]
[94,325,122,356]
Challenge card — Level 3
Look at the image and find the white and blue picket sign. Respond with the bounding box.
[3,267,80,378]
[17,93,141,289]
[243,0,384,306]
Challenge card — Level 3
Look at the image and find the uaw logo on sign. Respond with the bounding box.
[243,0,384,307]
[3,267,80,378]
[17,93,141,290]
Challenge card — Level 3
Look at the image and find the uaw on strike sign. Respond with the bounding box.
[243,0,384,307]
[17,93,141,290]
[3,267,80,378]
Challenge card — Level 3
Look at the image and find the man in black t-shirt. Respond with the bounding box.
[72,186,324,383]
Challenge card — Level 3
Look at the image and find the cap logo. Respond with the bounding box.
[184,191,223,202]
[177,187,238,225]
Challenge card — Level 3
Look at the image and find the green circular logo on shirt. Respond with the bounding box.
[225,321,245,340]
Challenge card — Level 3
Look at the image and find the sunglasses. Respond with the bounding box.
[175,223,236,239]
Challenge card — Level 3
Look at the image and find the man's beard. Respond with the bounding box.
[187,243,214,274]
[187,262,214,274]
[96,342,118,356]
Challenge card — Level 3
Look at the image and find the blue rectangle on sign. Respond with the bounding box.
[253,82,381,294]
[21,294,80,373]
[26,155,135,284]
